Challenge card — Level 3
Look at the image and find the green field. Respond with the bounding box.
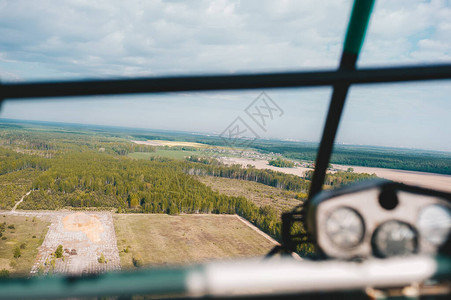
[114,214,275,269]
[0,215,50,277]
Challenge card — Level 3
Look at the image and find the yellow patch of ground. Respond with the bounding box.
[132,140,207,148]
[0,258,12,271]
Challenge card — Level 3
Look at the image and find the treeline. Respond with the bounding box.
[328,150,451,175]
[186,155,222,165]
[0,128,155,157]
[0,148,50,175]
[107,143,156,156]
[268,157,294,168]
[180,157,376,192]
[180,158,310,192]
[304,170,377,187]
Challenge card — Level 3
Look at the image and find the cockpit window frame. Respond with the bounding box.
[0,0,451,298]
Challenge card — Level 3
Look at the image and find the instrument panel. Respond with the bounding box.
[307,180,451,260]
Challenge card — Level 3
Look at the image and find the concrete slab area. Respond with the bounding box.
[29,211,120,276]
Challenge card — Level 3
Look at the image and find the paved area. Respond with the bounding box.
[22,211,121,276]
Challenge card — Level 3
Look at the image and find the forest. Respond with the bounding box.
[0,120,410,244]
[0,147,283,239]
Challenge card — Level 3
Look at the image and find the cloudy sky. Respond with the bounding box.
[0,0,450,151]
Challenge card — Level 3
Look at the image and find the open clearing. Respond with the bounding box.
[129,149,201,160]
[222,157,313,177]
[197,176,302,215]
[133,140,208,148]
[114,214,276,269]
[222,157,451,193]
[0,214,50,276]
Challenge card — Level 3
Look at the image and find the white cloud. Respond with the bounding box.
[360,0,451,65]
[0,0,450,151]
[0,0,354,80]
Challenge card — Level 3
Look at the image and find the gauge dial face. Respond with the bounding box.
[417,204,451,246]
[326,207,364,248]
[373,221,417,257]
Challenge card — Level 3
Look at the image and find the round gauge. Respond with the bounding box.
[373,221,417,257]
[325,207,364,248]
[417,204,451,246]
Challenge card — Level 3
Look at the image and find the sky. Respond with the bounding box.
[0,0,450,151]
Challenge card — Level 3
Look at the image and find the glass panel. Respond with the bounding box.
[0,87,330,275]
[333,81,451,192]
[0,1,352,82]
[359,0,451,67]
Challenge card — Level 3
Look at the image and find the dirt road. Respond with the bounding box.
[11,190,32,212]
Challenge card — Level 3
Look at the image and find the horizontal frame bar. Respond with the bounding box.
[0,256,448,299]
[1,64,451,100]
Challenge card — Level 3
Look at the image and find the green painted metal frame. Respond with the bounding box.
[0,266,194,299]
[308,0,375,200]
[0,1,450,298]
[0,256,449,299]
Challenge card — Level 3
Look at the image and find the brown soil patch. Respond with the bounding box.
[63,212,104,243]
[0,258,13,271]
[132,140,207,148]
[221,157,312,177]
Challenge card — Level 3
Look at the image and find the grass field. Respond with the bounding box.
[197,176,302,215]
[113,214,275,269]
[0,215,50,276]
[128,149,202,160]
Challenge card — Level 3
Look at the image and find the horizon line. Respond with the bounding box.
[1,117,450,154]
